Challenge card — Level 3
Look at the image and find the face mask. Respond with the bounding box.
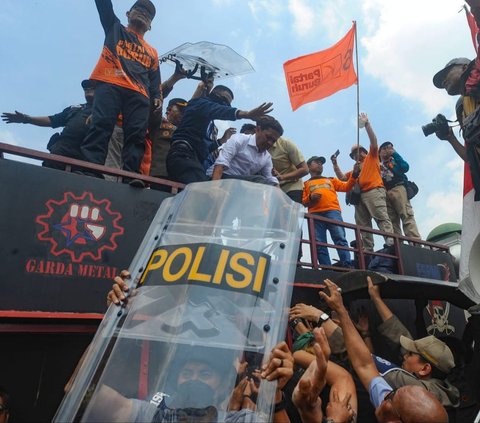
[171,380,215,409]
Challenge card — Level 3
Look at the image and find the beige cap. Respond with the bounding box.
[400,335,455,374]
[349,144,367,159]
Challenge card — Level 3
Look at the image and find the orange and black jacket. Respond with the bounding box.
[90,0,161,100]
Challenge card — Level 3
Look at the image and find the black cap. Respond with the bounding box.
[379,141,393,150]
[81,79,96,89]
[130,0,156,19]
[307,156,326,165]
[167,97,188,108]
[433,58,471,88]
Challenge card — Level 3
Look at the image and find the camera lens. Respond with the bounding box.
[422,122,437,137]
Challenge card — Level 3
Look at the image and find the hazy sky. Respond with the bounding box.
[0,0,475,245]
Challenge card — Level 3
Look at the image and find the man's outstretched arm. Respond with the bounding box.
[2,111,51,127]
[319,279,380,391]
[359,113,378,153]
[95,0,119,34]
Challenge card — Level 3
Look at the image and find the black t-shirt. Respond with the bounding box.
[47,104,92,151]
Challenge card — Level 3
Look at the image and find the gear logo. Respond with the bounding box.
[36,192,124,263]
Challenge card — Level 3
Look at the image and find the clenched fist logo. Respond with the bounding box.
[61,204,106,245]
[36,192,124,262]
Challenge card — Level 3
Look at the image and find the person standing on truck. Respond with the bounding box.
[1,80,96,171]
[79,0,161,179]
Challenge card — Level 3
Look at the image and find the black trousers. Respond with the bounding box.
[80,82,149,173]
[166,142,208,184]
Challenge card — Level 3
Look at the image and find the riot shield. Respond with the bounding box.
[54,180,303,422]
[160,41,255,80]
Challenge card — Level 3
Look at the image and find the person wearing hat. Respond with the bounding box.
[302,155,359,267]
[320,277,449,423]
[168,82,274,185]
[379,141,421,240]
[433,47,480,204]
[431,57,472,162]
[79,0,161,177]
[366,276,460,410]
[334,113,394,253]
[1,79,96,170]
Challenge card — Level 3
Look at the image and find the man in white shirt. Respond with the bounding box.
[207,116,283,185]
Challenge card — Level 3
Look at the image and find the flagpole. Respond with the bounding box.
[354,20,360,151]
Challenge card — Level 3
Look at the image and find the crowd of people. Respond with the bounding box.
[2,0,480,421]
[0,0,425,263]
[102,272,480,422]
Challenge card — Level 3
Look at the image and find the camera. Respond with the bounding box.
[422,113,450,137]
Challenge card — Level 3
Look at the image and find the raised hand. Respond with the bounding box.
[292,328,330,419]
[289,303,321,323]
[326,390,354,423]
[245,102,273,120]
[260,341,294,389]
[219,127,237,144]
[358,112,369,127]
[319,279,345,313]
[106,270,131,306]
[367,275,381,300]
[2,110,29,124]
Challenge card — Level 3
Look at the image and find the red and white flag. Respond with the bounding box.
[461,6,480,283]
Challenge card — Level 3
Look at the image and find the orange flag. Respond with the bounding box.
[284,23,357,111]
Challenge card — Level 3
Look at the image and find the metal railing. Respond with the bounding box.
[0,142,451,276]
[300,212,450,274]
[0,142,185,194]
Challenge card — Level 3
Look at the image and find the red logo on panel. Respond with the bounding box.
[36,192,124,263]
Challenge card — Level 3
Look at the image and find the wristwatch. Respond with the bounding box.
[316,312,330,327]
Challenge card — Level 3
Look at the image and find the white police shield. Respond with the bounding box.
[54,180,303,422]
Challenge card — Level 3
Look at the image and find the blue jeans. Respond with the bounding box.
[313,210,351,266]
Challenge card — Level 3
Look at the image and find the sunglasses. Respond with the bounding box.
[384,389,401,420]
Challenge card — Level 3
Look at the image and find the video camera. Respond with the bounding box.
[422,113,450,137]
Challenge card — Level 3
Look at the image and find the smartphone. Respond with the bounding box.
[332,149,340,158]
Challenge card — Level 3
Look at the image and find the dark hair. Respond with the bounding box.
[417,355,448,380]
[0,386,11,411]
[211,85,234,101]
[256,116,284,136]
[379,141,393,151]
[167,98,188,109]
[240,123,256,134]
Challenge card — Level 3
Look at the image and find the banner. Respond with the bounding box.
[465,5,479,52]
[0,159,171,313]
[461,6,480,284]
[283,22,357,111]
